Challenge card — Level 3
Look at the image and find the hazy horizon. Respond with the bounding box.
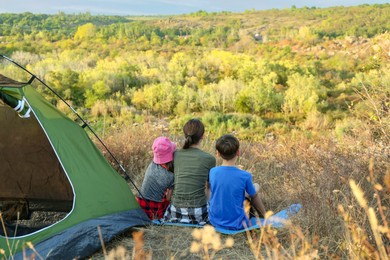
[0,0,388,16]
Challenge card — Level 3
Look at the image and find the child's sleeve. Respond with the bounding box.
[245,174,257,197]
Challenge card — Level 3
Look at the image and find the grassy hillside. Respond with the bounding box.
[0,4,389,259]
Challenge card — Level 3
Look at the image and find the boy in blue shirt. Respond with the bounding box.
[208,134,266,230]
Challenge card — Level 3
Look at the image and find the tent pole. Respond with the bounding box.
[0,54,144,198]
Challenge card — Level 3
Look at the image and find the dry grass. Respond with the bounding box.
[91,225,262,260]
[94,122,174,188]
[87,120,389,259]
[3,121,386,259]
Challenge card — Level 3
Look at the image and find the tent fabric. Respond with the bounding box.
[0,74,26,88]
[15,209,148,260]
[0,104,73,201]
[0,90,19,107]
[0,74,150,258]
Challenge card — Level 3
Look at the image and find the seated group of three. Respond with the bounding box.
[136,118,266,230]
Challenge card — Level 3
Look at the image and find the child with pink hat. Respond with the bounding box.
[136,136,176,220]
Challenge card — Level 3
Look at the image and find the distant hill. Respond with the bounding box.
[0,4,388,142]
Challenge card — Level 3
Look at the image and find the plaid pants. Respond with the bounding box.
[136,196,170,220]
[164,204,208,225]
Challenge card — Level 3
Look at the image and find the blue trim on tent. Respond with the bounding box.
[15,209,150,260]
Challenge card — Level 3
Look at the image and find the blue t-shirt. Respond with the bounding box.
[208,166,256,230]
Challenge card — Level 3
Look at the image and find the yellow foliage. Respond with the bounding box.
[74,23,97,40]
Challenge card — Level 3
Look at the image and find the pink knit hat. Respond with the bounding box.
[152,137,176,164]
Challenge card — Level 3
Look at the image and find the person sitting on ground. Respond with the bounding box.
[164,118,216,225]
[208,134,266,230]
[136,136,176,220]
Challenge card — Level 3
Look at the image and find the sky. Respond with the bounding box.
[0,0,388,16]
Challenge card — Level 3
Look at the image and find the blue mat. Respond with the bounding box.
[153,203,302,235]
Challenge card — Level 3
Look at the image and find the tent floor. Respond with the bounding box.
[0,199,72,213]
[1,200,71,237]
[0,210,68,237]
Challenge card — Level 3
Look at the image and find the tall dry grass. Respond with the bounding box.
[89,58,390,259]
[94,122,174,189]
[91,121,389,259]
[3,120,387,258]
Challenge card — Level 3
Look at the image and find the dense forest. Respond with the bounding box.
[0,4,389,142]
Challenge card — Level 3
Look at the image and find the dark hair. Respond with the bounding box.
[182,119,205,149]
[162,161,174,173]
[216,134,240,160]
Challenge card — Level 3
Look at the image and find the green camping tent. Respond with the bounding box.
[0,72,150,259]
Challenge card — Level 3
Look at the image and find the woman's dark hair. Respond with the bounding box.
[182,118,205,149]
[162,161,174,173]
